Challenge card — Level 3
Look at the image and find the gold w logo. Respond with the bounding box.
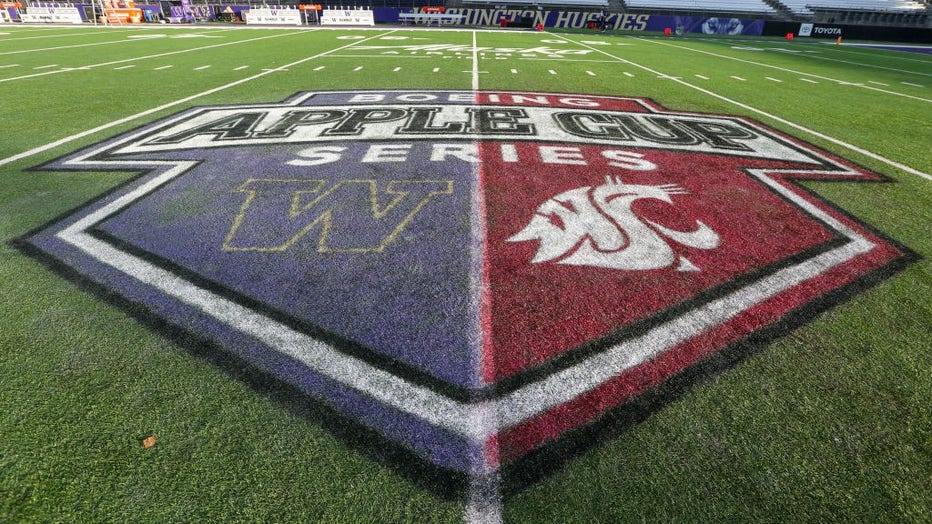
[223,179,453,253]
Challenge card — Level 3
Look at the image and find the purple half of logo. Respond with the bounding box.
[19,91,913,489]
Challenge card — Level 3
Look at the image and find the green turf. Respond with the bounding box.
[0,24,929,522]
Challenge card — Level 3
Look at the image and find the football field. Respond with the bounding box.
[1,24,930,522]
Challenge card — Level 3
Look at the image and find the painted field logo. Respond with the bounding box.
[20,91,912,490]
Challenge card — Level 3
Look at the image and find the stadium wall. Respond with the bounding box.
[764,20,932,44]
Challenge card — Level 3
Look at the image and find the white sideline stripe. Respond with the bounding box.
[0,30,397,169]
[566,36,932,182]
[731,75,746,81]
[194,65,212,71]
[114,65,135,70]
[0,28,138,43]
[800,78,818,84]
[33,64,58,69]
[638,37,932,104]
[695,74,709,79]
[155,65,173,70]
[0,31,302,85]
[791,50,932,78]
[766,76,782,82]
[0,37,151,56]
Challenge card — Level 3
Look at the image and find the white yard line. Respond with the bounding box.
[635,37,932,104]
[465,29,502,524]
[563,36,931,182]
[0,31,302,85]
[471,30,480,92]
[0,30,397,169]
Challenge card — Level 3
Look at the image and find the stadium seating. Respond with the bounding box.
[624,0,776,14]
[777,0,928,15]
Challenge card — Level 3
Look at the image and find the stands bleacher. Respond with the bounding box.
[624,0,776,13]
[776,0,927,15]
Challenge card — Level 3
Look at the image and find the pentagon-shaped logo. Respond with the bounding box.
[17,91,913,490]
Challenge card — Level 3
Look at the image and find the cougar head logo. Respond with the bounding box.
[508,176,720,271]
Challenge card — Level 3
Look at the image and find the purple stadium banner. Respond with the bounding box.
[382,8,764,35]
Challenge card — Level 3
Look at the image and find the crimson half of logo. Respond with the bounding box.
[17,91,914,491]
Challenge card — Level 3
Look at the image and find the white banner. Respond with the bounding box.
[320,9,374,26]
[21,6,83,24]
[244,7,302,26]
